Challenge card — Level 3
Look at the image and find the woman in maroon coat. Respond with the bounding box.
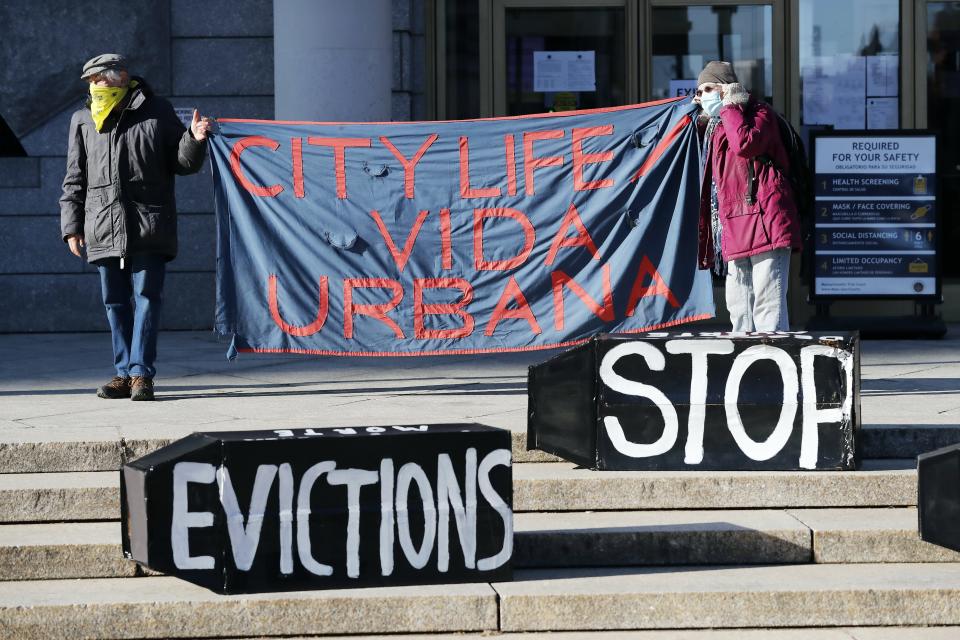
[695,62,802,332]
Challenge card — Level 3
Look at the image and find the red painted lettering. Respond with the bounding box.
[230,136,283,197]
[380,134,438,199]
[307,137,372,199]
[572,125,615,191]
[485,276,541,336]
[551,265,614,331]
[459,136,501,199]
[504,134,517,196]
[291,137,305,198]
[523,129,564,196]
[631,115,693,181]
[343,278,405,339]
[414,278,475,340]
[369,209,431,273]
[625,255,681,314]
[473,208,536,271]
[268,274,328,336]
[545,202,601,266]
[439,208,453,270]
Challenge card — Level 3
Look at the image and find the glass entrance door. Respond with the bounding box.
[647,1,784,109]
[491,0,636,116]
[486,1,783,116]
[926,2,960,276]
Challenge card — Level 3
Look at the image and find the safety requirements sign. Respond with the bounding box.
[811,132,938,298]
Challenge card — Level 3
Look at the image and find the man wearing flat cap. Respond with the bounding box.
[693,61,801,332]
[60,54,213,401]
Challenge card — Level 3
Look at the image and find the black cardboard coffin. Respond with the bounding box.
[121,423,513,593]
[919,443,960,553]
[527,332,860,471]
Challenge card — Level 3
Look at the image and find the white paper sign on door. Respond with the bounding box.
[867,55,898,97]
[533,51,596,92]
[867,97,898,129]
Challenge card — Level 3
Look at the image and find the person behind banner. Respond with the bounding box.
[60,54,212,401]
[693,61,801,332]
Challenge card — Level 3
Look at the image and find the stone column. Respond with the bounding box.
[273,0,393,121]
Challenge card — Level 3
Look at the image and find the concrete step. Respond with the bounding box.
[0,522,138,580]
[0,471,117,522]
[2,424,956,473]
[0,576,498,639]
[494,563,960,632]
[517,509,811,567]
[258,630,960,640]
[514,460,916,511]
[0,461,917,523]
[518,507,960,567]
[5,508,957,582]
[1,565,959,638]
[789,507,960,563]
[0,438,163,475]
[0,432,557,475]
[0,511,806,581]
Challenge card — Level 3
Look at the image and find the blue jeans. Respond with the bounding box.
[97,254,166,379]
[725,248,791,332]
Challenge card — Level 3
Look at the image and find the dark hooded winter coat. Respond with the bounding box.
[59,78,207,263]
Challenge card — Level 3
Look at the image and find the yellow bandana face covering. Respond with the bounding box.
[89,84,129,131]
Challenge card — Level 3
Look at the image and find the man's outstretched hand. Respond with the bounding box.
[191,109,212,141]
[67,234,84,257]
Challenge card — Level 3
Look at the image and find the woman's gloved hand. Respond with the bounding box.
[721,83,749,106]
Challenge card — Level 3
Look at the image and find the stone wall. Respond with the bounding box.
[392,0,428,121]
[0,0,426,333]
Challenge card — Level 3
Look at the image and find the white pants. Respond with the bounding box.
[725,248,791,332]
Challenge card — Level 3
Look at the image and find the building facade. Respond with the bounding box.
[433,0,960,322]
[0,0,425,331]
[0,0,956,332]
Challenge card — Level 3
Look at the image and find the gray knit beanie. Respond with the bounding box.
[697,61,738,86]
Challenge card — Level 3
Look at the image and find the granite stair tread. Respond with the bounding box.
[494,563,960,631]
[285,628,960,640]
[5,507,959,582]
[0,423,956,473]
[0,462,919,524]
[2,564,960,638]
[0,576,498,639]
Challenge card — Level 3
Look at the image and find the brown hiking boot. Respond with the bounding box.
[97,376,131,399]
[130,376,155,401]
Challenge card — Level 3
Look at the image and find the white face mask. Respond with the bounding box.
[700,90,722,117]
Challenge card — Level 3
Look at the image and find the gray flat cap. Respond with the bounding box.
[80,53,127,79]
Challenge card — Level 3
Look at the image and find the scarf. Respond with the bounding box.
[703,116,726,277]
[89,80,138,131]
